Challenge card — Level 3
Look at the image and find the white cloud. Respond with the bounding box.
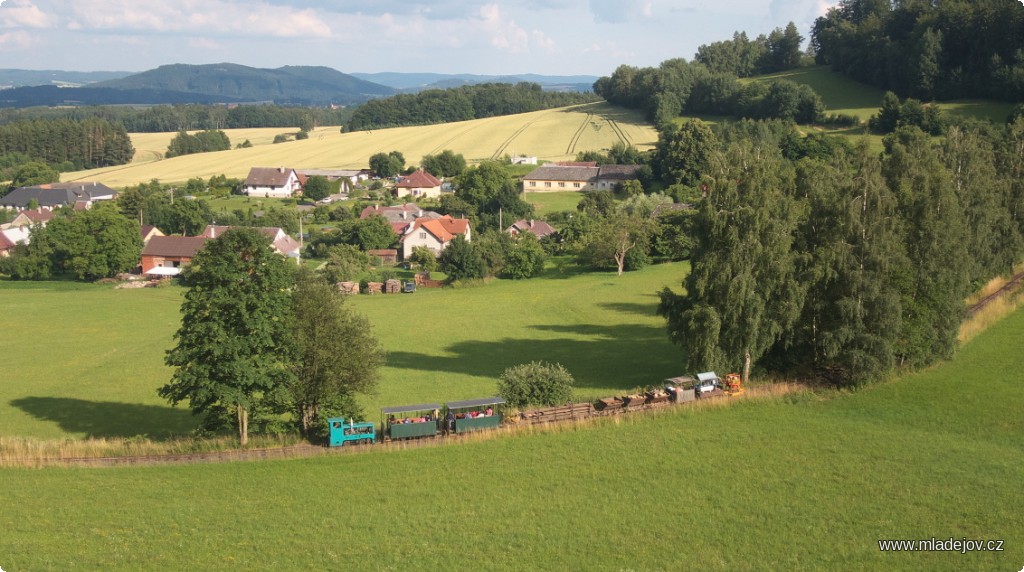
[479,3,528,53]
[0,29,36,48]
[0,0,57,29]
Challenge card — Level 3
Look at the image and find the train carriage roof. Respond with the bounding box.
[446,397,507,410]
[381,403,442,415]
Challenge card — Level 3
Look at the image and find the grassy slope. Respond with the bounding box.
[2,306,1021,570]
[61,103,658,188]
[523,190,584,216]
[0,262,687,439]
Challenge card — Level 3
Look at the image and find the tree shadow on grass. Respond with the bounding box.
[10,397,197,439]
[385,323,683,392]
[597,297,662,317]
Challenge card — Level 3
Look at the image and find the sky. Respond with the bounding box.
[0,0,837,77]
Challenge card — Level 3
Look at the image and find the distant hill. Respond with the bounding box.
[0,85,243,108]
[0,69,133,89]
[351,72,598,93]
[89,63,396,105]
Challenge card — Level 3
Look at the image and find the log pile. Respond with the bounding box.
[365,282,383,295]
[384,279,402,294]
[337,282,359,295]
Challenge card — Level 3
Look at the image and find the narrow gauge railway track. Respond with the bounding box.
[968,270,1024,315]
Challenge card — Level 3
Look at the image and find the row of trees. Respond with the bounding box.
[165,130,231,158]
[0,104,350,132]
[594,59,826,125]
[161,229,385,444]
[658,116,1024,386]
[0,203,141,280]
[694,23,805,77]
[812,0,1024,101]
[0,118,133,173]
[348,83,599,130]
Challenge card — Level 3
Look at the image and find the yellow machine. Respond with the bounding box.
[724,373,745,396]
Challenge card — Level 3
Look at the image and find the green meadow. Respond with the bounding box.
[1,304,1022,570]
[0,261,688,440]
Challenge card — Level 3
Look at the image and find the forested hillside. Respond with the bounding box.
[0,118,133,173]
[0,105,352,133]
[592,23,829,125]
[812,0,1024,101]
[347,82,599,130]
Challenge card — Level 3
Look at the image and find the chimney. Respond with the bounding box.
[279,167,285,173]
[401,211,407,220]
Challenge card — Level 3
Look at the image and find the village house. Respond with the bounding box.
[7,208,54,228]
[199,225,301,258]
[140,225,165,245]
[506,219,557,239]
[393,170,443,199]
[521,164,642,193]
[140,236,210,276]
[0,182,117,211]
[0,226,30,257]
[400,215,471,259]
[360,203,444,236]
[242,167,303,198]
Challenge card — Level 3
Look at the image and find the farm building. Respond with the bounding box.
[0,226,29,257]
[401,215,471,259]
[522,164,642,193]
[0,182,117,211]
[393,170,443,199]
[140,236,210,276]
[506,219,557,239]
[242,167,303,198]
[199,225,301,258]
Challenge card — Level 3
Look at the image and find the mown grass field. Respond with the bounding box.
[1,304,1021,570]
[523,191,584,216]
[62,103,658,188]
[0,262,687,440]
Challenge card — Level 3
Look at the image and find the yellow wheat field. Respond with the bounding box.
[61,103,657,188]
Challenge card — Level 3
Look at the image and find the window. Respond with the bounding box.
[419,232,427,239]
[574,183,581,188]
[544,182,551,188]
[558,182,565,188]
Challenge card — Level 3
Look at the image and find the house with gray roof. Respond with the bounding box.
[243,167,302,198]
[0,182,117,211]
[522,164,642,193]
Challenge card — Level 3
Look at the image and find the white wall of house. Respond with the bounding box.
[396,185,442,200]
[401,229,445,259]
[243,171,301,198]
[523,178,592,192]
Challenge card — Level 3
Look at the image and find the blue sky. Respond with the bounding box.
[0,0,836,76]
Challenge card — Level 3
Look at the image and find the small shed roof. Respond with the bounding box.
[446,397,507,410]
[381,403,442,415]
[697,372,720,383]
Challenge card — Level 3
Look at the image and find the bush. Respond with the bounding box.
[498,361,575,408]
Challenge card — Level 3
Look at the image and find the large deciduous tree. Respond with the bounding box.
[658,140,804,382]
[161,228,295,445]
[289,269,385,438]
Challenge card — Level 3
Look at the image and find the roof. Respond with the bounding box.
[360,203,441,223]
[0,231,16,251]
[597,164,642,181]
[0,182,117,209]
[297,169,364,179]
[556,161,598,167]
[244,167,296,187]
[1,226,30,246]
[140,225,161,239]
[200,225,300,257]
[523,165,600,182]
[697,372,720,383]
[381,403,442,415]
[19,209,54,224]
[144,266,181,276]
[508,219,557,238]
[141,236,210,258]
[446,397,507,410]
[396,170,442,189]
[412,215,470,243]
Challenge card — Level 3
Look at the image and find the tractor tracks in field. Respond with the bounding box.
[606,117,631,146]
[565,112,593,156]
[491,115,542,160]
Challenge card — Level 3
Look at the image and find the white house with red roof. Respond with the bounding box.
[394,170,443,199]
[400,215,471,259]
